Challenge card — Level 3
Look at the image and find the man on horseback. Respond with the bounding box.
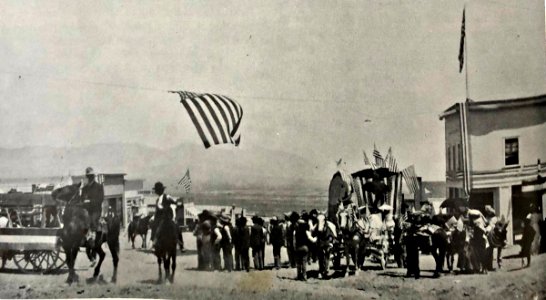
[151,182,178,248]
[80,167,107,250]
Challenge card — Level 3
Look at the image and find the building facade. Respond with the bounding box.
[440,94,546,244]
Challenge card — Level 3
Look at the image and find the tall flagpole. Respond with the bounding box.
[464,5,469,100]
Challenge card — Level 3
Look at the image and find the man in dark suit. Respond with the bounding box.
[152,182,177,248]
[81,167,106,246]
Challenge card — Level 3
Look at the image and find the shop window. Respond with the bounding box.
[505,138,519,166]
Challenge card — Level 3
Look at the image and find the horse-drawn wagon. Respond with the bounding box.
[0,193,65,273]
[327,165,401,271]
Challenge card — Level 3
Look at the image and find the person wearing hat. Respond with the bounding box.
[293,215,317,281]
[218,214,234,272]
[269,216,284,270]
[234,216,251,272]
[484,205,498,271]
[250,215,265,270]
[151,181,178,248]
[80,167,106,248]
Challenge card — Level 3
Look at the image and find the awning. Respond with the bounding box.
[440,197,469,208]
[522,175,545,193]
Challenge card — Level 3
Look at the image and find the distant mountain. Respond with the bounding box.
[0,143,330,191]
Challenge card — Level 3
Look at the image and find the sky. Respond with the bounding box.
[0,0,545,181]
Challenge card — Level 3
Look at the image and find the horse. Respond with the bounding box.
[128,215,151,249]
[52,183,120,284]
[402,212,449,278]
[152,215,177,283]
[314,213,337,279]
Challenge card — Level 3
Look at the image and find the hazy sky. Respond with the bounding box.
[0,0,545,181]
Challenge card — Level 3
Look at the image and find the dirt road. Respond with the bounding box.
[0,232,544,299]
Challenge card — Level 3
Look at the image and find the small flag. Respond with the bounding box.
[178,169,192,193]
[385,147,398,172]
[373,144,384,168]
[402,165,419,194]
[171,91,243,149]
[458,8,466,73]
[363,150,376,170]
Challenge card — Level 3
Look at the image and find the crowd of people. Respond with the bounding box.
[193,209,327,280]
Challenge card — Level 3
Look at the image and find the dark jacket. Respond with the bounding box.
[81,181,104,213]
[237,226,251,250]
[270,223,284,247]
[155,194,177,221]
[250,224,264,249]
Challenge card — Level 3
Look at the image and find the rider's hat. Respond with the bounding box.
[85,167,95,176]
[153,182,166,191]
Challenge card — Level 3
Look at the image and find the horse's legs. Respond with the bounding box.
[108,239,119,283]
[497,247,503,269]
[163,255,170,284]
[170,250,176,283]
[142,233,147,249]
[157,255,163,283]
[93,238,106,278]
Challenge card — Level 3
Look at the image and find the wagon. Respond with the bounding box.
[0,193,66,273]
[0,227,66,273]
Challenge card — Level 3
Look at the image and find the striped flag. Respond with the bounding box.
[401,165,419,194]
[171,91,243,149]
[363,150,376,170]
[178,169,192,193]
[458,8,466,73]
[373,144,384,168]
[384,147,398,172]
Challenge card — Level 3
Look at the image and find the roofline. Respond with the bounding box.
[439,94,546,120]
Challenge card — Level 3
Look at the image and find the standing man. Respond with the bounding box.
[293,216,317,281]
[219,214,234,272]
[269,216,284,270]
[484,205,498,271]
[250,216,264,270]
[81,167,107,248]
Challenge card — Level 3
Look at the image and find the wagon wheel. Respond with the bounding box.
[13,251,36,273]
[31,248,66,273]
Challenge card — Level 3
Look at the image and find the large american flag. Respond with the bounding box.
[178,169,191,193]
[171,91,243,149]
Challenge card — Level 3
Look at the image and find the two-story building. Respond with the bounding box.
[439,94,546,244]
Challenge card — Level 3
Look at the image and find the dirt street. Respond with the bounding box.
[0,232,544,299]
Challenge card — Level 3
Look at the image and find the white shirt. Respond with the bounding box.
[0,216,9,228]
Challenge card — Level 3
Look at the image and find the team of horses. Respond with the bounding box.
[51,183,178,285]
[302,208,509,279]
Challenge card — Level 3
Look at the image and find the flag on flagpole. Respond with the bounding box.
[373,144,384,168]
[178,169,192,193]
[363,150,376,170]
[458,8,466,73]
[171,91,243,149]
[401,165,419,194]
[385,147,398,172]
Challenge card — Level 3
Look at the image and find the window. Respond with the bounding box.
[457,144,463,171]
[505,138,519,166]
[447,146,452,171]
[453,145,457,172]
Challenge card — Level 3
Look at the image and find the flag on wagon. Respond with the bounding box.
[178,169,192,193]
[171,91,243,149]
[401,165,419,194]
[373,144,384,168]
[384,147,398,173]
[363,149,376,170]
